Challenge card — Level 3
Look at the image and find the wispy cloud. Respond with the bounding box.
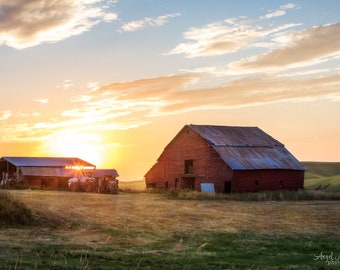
[0,0,118,49]
[165,4,300,58]
[34,98,48,104]
[261,3,297,19]
[121,13,180,32]
[164,19,299,58]
[164,19,264,58]
[56,80,74,90]
[178,22,340,78]
[0,110,12,121]
[234,23,340,71]
[1,69,339,144]
[87,81,100,91]
[63,71,340,118]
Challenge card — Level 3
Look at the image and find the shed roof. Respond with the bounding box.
[94,169,119,178]
[1,157,95,168]
[188,124,305,171]
[20,167,77,177]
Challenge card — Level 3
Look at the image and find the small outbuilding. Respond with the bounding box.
[144,124,305,193]
[0,156,96,189]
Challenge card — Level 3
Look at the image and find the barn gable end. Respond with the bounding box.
[145,124,305,193]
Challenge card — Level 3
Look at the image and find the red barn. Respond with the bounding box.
[144,124,305,193]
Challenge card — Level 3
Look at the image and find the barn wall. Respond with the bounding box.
[145,126,233,192]
[23,177,42,188]
[23,176,59,189]
[232,170,304,192]
[58,178,70,190]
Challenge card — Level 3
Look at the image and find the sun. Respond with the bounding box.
[42,133,104,167]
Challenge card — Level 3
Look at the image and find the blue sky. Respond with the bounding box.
[0,0,339,180]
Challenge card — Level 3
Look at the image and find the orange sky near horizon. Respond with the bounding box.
[0,1,339,180]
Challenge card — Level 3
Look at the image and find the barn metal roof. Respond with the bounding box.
[212,145,304,170]
[188,125,283,147]
[1,157,95,168]
[20,167,77,177]
[94,169,119,178]
[188,125,305,171]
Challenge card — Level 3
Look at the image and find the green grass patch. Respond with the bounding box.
[302,162,340,178]
[0,231,338,269]
[304,175,340,191]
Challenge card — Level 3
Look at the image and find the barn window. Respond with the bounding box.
[255,180,259,187]
[184,160,193,174]
[165,181,169,189]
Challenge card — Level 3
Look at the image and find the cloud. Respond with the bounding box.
[34,98,48,104]
[1,70,339,144]
[165,3,301,58]
[0,110,11,121]
[0,0,118,49]
[87,81,100,91]
[234,23,340,70]
[261,3,297,19]
[164,17,299,58]
[160,74,340,113]
[0,74,197,142]
[165,19,265,58]
[121,13,180,32]
[280,4,297,9]
[64,72,340,121]
[262,10,286,19]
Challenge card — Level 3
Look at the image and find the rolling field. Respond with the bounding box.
[0,190,339,269]
[303,162,340,191]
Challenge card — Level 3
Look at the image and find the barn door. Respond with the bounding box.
[224,181,232,194]
[181,177,195,190]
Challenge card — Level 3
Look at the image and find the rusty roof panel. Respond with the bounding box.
[2,157,95,168]
[186,124,304,171]
[94,169,119,178]
[20,167,77,177]
[188,124,284,147]
[213,145,305,170]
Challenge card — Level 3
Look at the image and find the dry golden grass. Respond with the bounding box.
[4,190,340,244]
[119,180,146,191]
[1,190,339,269]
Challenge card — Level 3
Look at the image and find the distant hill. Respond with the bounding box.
[119,180,145,191]
[302,162,340,191]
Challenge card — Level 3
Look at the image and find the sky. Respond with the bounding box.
[0,0,339,180]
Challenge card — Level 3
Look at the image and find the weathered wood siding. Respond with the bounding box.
[23,176,60,189]
[232,170,304,192]
[145,126,233,192]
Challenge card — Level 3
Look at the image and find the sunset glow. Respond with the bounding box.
[1,0,339,180]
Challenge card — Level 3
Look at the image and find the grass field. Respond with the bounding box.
[0,190,339,269]
[303,162,340,191]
